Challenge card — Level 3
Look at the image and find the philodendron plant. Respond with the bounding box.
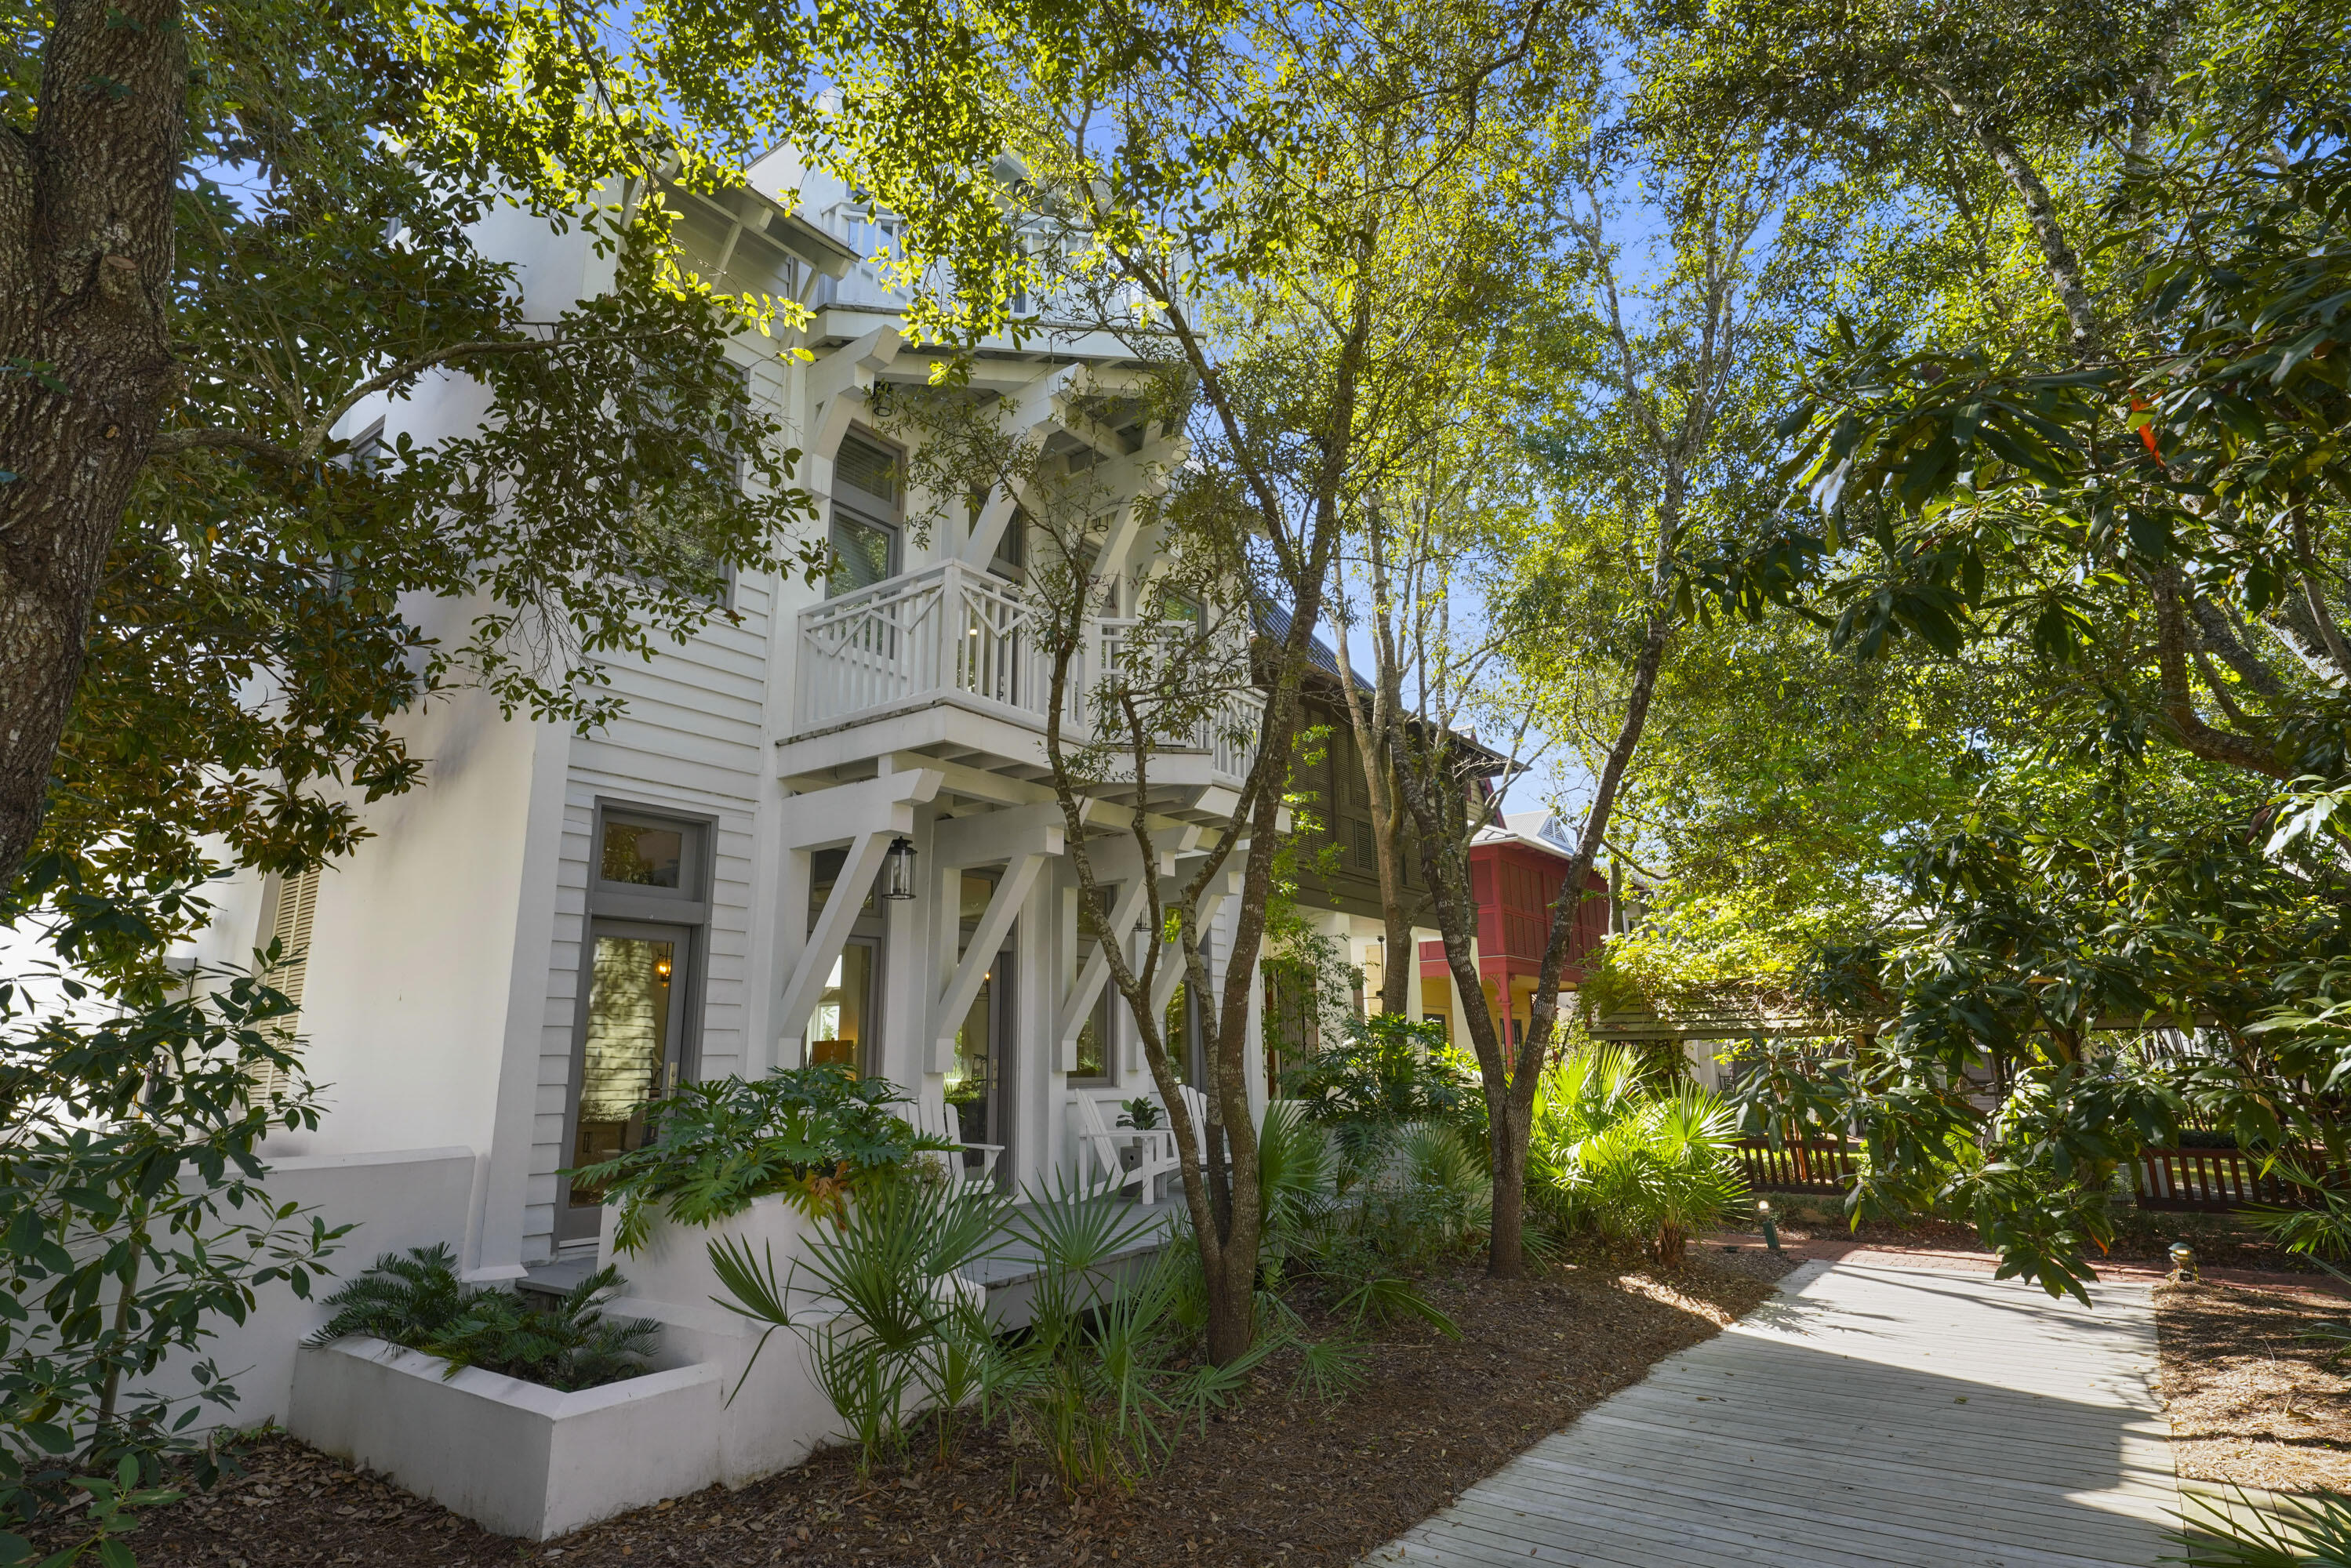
[566,1064,954,1252]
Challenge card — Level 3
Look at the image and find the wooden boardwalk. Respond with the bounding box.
[1368,1259,2181,1568]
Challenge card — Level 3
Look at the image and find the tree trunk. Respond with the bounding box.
[1332,519,1416,1017]
[1203,1252,1256,1366]
[1486,1094,1531,1276]
[1501,609,1674,1276]
[1392,755,1521,1271]
[1379,808,1414,1015]
[0,0,185,891]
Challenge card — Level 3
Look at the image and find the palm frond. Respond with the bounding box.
[2174,1485,2351,1566]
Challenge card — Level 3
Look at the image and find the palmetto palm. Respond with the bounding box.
[1532,1049,1749,1265]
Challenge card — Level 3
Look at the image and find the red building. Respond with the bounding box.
[1419,813,1610,1048]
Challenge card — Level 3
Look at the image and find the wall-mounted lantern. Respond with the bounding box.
[881,836,918,900]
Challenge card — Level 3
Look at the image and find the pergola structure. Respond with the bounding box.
[1587,999,2204,1043]
[1586,999,1847,1043]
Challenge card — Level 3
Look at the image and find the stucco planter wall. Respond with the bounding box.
[289,1195,853,1541]
[596,1192,847,1486]
[288,1191,983,1541]
[597,1188,814,1316]
[289,1338,722,1540]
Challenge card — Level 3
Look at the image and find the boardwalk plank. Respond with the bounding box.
[1363,1260,2179,1568]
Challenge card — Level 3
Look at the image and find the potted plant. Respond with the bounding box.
[1114,1098,1165,1173]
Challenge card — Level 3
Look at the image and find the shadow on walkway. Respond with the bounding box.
[1364,1258,2178,1568]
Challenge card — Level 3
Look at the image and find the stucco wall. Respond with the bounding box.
[149,1146,478,1432]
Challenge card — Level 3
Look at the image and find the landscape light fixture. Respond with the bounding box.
[1755,1195,1782,1256]
[2168,1241,2198,1281]
[881,837,918,901]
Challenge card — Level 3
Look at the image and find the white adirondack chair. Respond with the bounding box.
[1070,1092,1179,1205]
[1174,1083,1212,1161]
[909,1089,1003,1195]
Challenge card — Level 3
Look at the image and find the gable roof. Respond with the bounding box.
[1256,604,1510,775]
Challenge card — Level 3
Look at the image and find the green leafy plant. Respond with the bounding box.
[721,1171,1268,1491]
[7,1454,184,1568]
[308,1246,660,1392]
[2,868,345,1566]
[992,1183,1263,1494]
[1116,1098,1164,1131]
[1252,1104,1463,1339]
[2175,1485,2351,1566]
[709,1174,1009,1473]
[1532,1047,1749,1265]
[567,1064,953,1252]
[1284,1014,1479,1156]
[714,1115,1435,1489]
[2244,1173,2351,1267]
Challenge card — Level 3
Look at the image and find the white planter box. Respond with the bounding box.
[597,1188,812,1318]
[289,1195,856,1541]
[289,1338,721,1541]
[594,1192,848,1487]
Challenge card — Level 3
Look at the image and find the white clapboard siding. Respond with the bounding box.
[521,569,778,1258]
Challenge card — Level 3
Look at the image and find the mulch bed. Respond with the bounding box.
[2156,1277,2351,1494]
[108,1250,1779,1568]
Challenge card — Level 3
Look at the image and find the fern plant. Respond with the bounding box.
[309,1245,661,1392]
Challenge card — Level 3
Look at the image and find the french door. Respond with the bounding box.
[561,918,694,1243]
[946,946,1015,1187]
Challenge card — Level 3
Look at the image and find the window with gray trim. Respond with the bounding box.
[827,430,902,597]
[559,806,712,1244]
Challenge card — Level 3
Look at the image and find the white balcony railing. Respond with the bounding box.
[796,561,1263,780]
[798,560,1071,732]
[1092,618,1265,779]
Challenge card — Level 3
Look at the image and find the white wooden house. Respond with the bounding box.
[161,152,1457,1244]
[162,155,1445,1525]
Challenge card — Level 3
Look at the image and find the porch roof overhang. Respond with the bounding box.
[776,700,1250,827]
[662,175,860,284]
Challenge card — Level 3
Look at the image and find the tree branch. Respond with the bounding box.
[2289,508,2351,674]
[1919,72,2104,350]
[146,329,682,464]
[2148,567,2290,779]
[2187,588,2287,698]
